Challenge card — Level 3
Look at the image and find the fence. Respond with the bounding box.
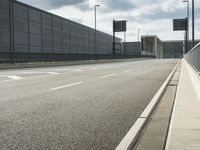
[123,42,141,56]
[184,42,200,72]
[0,0,122,62]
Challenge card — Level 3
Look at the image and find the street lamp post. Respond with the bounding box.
[95,5,100,59]
[183,0,189,53]
[192,0,194,47]
[138,28,141,42]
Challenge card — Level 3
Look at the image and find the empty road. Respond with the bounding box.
[0,59,177,150]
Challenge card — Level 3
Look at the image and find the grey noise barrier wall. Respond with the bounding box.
[163,40,200,58]
[123,42,141,56]
[0,0,131,63]
[185,42,200,72]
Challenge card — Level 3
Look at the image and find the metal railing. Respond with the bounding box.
[184,42,200,72]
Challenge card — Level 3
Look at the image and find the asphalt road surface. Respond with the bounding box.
[0,59,178,150]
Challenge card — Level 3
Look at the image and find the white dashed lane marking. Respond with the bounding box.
[47,72,60,75]
[50,82,83,91]
[7,75,23,80]
[101,74,115,78]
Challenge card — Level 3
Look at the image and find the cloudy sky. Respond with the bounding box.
[18,0,200,42]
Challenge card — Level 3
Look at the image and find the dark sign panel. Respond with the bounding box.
[173,18,188,31]
[113,20,127,32]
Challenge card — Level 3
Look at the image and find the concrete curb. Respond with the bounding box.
[0,58,149,70]
[115,63,179,150]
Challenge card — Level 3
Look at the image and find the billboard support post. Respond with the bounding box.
[112,20,127,55]
[173,18,188,54]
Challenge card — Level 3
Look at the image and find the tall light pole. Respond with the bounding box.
[138,28,141,42]
[183,0,189,53]
[95,5,100,58]
[192,0,194,47]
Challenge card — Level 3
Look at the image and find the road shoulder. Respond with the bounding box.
[132,62,181,150]
[165,59,200,150]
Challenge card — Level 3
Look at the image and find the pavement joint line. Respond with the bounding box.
[50,81,83,91]
[139,117,147,119]
[115,63,179,150]
[7,75,23,80]
[101,73,115,78]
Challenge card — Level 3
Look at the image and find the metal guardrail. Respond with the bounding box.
[184,42,200,72]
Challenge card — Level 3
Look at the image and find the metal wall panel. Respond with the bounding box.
[29,8,41,23]
[70,33,76,43]
[62,20,69,31]
[0,28,10,44]
[0,0,9,14]
[30,46,41,53]
[14,17,28,32]
[0,43,10,52]
[0,29,10,52]
[0,0,10,53]
[53,39,62,52]
[29,21,41,34]
[14,31,28,45]
[70,22,76,33]
[0,14,9,29]
[42,37,52,48]
[53,16,61,29]
[83,27,88,54]
[62,20,70,54]
[42,25,52,37]
[53,29,61,40]
[123,42,141,55]
[13,3,28,19]
[42,13,52,27]
[63,31,70,41]
[30,34,41,47]
[42,34,53,53]
[14,44,28,53]
[71,42,77,54]
[163,41,183,58]
[63,41,70,54]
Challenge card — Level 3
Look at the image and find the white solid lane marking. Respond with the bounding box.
[115,118,146,150]
[101,74,115,78]
[50,82,83,91]
[7,75,23,80]
[47,72,60,75]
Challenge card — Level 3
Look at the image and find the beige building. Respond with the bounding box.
[141,35,164,58]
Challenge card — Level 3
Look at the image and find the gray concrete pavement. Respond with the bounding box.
[165,60,200,150]
[0,59,178,150]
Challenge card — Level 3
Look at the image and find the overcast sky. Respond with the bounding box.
[18,0,200,42]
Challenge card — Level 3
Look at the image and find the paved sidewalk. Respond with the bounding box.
[166,59,200,150]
